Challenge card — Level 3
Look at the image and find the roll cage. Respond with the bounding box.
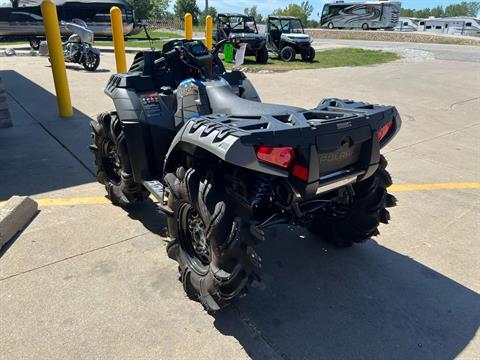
[267,16,306,34]
[217,13,260,37]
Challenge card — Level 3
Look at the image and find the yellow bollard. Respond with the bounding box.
[205,15,213,50]
[110,6,127,73]
[41,0,72,118]
[184,13,193,40]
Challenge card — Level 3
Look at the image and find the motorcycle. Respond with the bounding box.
[39,19,100,71]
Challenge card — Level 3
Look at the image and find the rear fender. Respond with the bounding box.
[164,121,288,177]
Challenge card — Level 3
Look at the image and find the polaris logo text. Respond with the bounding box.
[319,150,354,162]
[336,121,352,129]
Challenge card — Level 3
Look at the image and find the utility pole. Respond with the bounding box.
[205,0,208,14]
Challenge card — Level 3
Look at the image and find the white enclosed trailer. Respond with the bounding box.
[421,17,480,36]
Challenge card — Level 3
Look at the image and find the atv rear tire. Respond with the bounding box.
[301,47,316,62]
[255,46,269,64]
[280,46,296,62]
[308,155,397,247]
[165,166,259,312]
[90,112,149,207]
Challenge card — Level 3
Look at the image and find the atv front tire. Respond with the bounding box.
[308,156,397,247]
[255,46,269,64]
[280,46,296,62]
[301,47,316,62]
[165,166,259,312]
[90,112,149,207]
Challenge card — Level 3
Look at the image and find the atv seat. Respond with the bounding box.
[206,84,304,117]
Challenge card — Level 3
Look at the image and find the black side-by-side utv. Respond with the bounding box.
[213,13,269,63]
[267,15,315,62]
[91,38,401,312]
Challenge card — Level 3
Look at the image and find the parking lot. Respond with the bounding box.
[1,45,479,359]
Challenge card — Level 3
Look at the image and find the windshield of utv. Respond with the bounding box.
[270,18,305,33]
[221,16,258,34]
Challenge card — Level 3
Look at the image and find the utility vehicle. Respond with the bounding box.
[91,38,401,311]
[214,13,269,64]
[267,15,315,62]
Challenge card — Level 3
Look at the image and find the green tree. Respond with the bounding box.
[306,19,319,28]
[415,8,432,18]
[467,1,480,16]
[430,5,444,17]
[400,8,415,17]
[131,0,153,19]
[202,6,218,19]
[244,5,263,23]
[174,0,201,24]
[445,1,469,16]
[272,1,314,25]
[151,0,170,19]
[400,2,479,19]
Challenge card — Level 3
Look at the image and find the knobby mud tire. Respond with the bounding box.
[308,155,397,247]
[165,166,260,312]
[90,111,149,207]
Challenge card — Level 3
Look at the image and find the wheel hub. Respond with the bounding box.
[102,139,121,183]
[187,210,210,265]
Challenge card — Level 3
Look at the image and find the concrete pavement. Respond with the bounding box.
[0,50,479,359]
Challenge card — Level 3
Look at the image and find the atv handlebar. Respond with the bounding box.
[212,39,229,55]
[154,47,182,66]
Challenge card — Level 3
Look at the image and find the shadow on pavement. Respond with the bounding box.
[127,200,168,238]
[63,64,111,73]
[0,70,95,199]
[214,226,480,360]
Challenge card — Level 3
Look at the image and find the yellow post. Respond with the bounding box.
[110,6,127,73]
[184,13,193,40]
[205,15,213,50]
[41,0,72,118]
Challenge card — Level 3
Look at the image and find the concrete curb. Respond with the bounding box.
[0,77,12,128]
[0,196,38,249]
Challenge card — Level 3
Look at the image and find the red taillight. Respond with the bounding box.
[256,146,294,169]
[378,120,394,142]
[292,164,309,181]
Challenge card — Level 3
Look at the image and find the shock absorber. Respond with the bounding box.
[249,174,271,207]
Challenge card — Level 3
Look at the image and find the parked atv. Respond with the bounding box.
[214,13,268,64]
[91,38,401,312]
[267,15,315,62]
[39,19,100,71]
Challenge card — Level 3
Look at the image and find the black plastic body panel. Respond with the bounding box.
[167,98,401,199]
[103,45,400,199]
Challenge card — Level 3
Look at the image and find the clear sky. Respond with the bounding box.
[194,1,474,18]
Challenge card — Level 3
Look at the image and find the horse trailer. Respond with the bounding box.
[421,17,480,36]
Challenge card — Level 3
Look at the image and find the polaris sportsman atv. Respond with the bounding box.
[214,13,269,64]
[267,16,315,62]
[91,38,401,312]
